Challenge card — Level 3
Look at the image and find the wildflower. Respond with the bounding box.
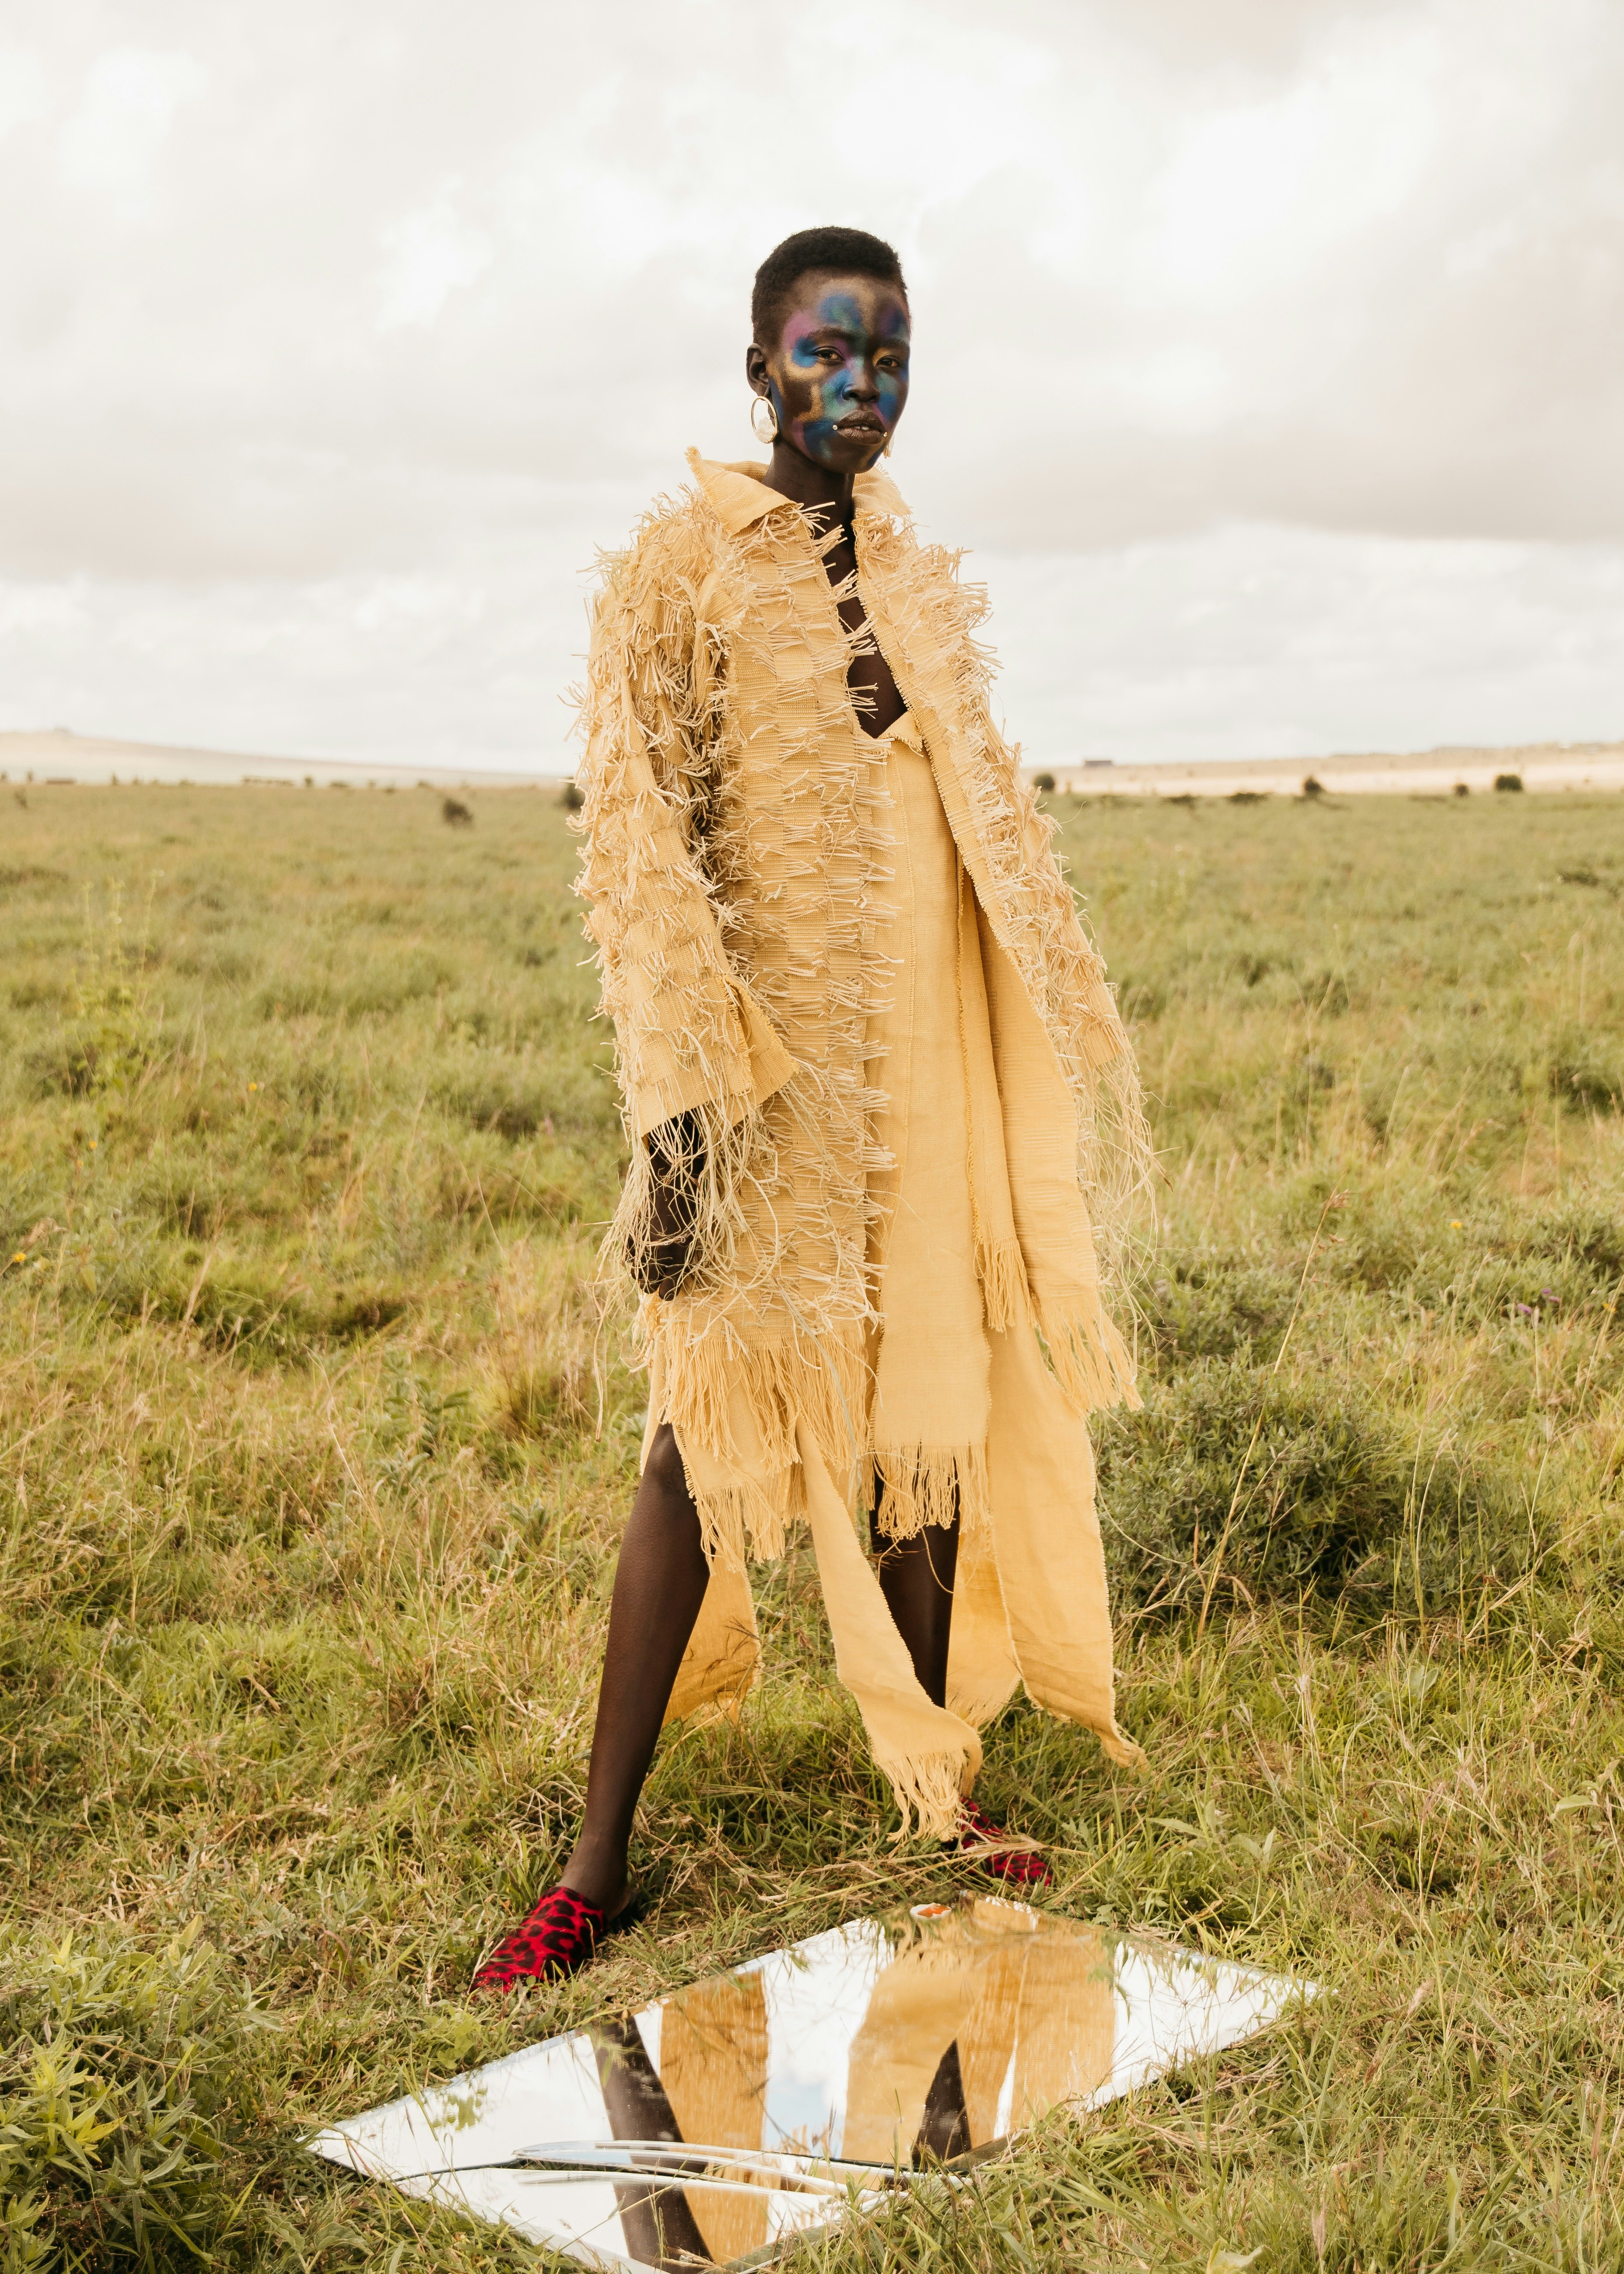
[248,1082,259,1092]
[1449,1219,1463,1229]
[9,1252,23,1265]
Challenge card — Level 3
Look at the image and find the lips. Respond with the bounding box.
[835,417,886,440]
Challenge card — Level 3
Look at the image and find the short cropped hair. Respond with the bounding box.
[751,227,908,348]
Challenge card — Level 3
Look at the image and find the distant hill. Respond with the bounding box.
[0,727,567,789]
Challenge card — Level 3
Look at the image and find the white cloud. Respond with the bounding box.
[0,0,1618,765]
[377,176,494,330]
[0,48,49,142]
[1149,21,1439,298]
[58,46,207,201]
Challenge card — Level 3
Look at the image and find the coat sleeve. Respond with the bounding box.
[576,514,795,1146]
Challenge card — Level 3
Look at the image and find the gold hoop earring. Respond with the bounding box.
[751,394,779,445]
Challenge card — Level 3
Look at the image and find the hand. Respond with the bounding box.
[634,1110,706,1299]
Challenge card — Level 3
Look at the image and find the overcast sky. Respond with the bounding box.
[2,0,1620,769]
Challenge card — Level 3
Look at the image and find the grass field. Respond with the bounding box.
[4,778,1624,2272]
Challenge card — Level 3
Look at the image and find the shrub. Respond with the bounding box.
[441,796,474,827]
[556,780,585,811]
[1548,1030,1624,1114]
[1138,1258,1300,1365]
[1301,775,1325,799]
[1494,772,1524,793]
[1096,1359,1518,1620]
[0,1927,271,2270]
[1031,772,1056,795]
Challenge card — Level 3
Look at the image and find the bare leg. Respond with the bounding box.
[560,1423,709,1913]
[874,1480,961,1708]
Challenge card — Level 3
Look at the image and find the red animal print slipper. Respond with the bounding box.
[470,1883,640,1994]
[948,1798,1054,1889]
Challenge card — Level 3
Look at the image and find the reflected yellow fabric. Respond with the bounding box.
[1004,1930,1116,2129]
[840,1936,984,2167]
[839,1912,1116,2167]
[655,1969,770,2266]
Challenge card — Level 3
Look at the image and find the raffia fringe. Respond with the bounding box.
[1098,1722,1148,1771]
[688,1480,791,1574]
[873,1443,989,1542]
[650,1314,865,1568]
[874,1743,976,1841]
[859,511,1157,1272]
[606,1092,768,1312]
[1037,1291,1141,1414]
[976,1236,1029,1335]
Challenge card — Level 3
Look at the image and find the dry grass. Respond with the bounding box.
[3,778,1624,2271]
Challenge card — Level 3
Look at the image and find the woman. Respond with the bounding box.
[473,226,1151,1993]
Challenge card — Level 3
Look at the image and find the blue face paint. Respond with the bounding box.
[768,280,910,470]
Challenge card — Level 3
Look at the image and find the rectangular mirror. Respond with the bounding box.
[309,1896,1315,2270]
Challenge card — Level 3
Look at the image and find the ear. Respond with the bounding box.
[745,342,770,394]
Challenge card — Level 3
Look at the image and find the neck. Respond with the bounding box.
[763,439,857,520]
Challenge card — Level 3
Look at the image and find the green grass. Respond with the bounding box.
[3,777,1623,2271]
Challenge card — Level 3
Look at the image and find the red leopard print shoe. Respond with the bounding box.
[470,1883,638,1995]
[949,1799,1054,1889]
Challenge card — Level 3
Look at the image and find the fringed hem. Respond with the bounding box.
[650,1309,865,1569]
[690,1478,794,1573]
[872,1442,989,1541]
[1036,1292,1141,1414]
[873,1743,977,1841]
[976,1236,1029,1335]
[648,1308,865,1472]
[1098,1723,1148,1771]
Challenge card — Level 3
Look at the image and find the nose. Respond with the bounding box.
[845,361,880,402]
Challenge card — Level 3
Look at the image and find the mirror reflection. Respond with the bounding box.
[310,1897,1312,2271]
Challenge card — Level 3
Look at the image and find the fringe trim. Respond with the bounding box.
[855,510,1158,1274]
[608,1092,773,1309]
[873,1443,990,1542]
[649,1309,865,1566]
[653,1313,866,1474]
[1036,1291,1141,1414]
[1098,1723,1148,1771]
[689,1479,792,1573]
[976,1235,1029,1336]
[873,1743,977,1841]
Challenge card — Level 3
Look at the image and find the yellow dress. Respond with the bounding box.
[651,713,1140,1829]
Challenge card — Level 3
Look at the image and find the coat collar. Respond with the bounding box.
[687,448,910,535]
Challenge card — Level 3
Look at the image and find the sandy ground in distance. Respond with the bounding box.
[1037,740,1624,798]
[2,726,1621,798]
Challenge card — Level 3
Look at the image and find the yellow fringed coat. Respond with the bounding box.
[577,452,1151,1826]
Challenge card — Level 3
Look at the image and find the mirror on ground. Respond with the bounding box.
[308,1897,1316,2272]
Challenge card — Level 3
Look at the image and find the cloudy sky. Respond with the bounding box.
[1,0,1620,770]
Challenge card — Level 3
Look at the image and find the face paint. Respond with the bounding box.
[766,277,910,472]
